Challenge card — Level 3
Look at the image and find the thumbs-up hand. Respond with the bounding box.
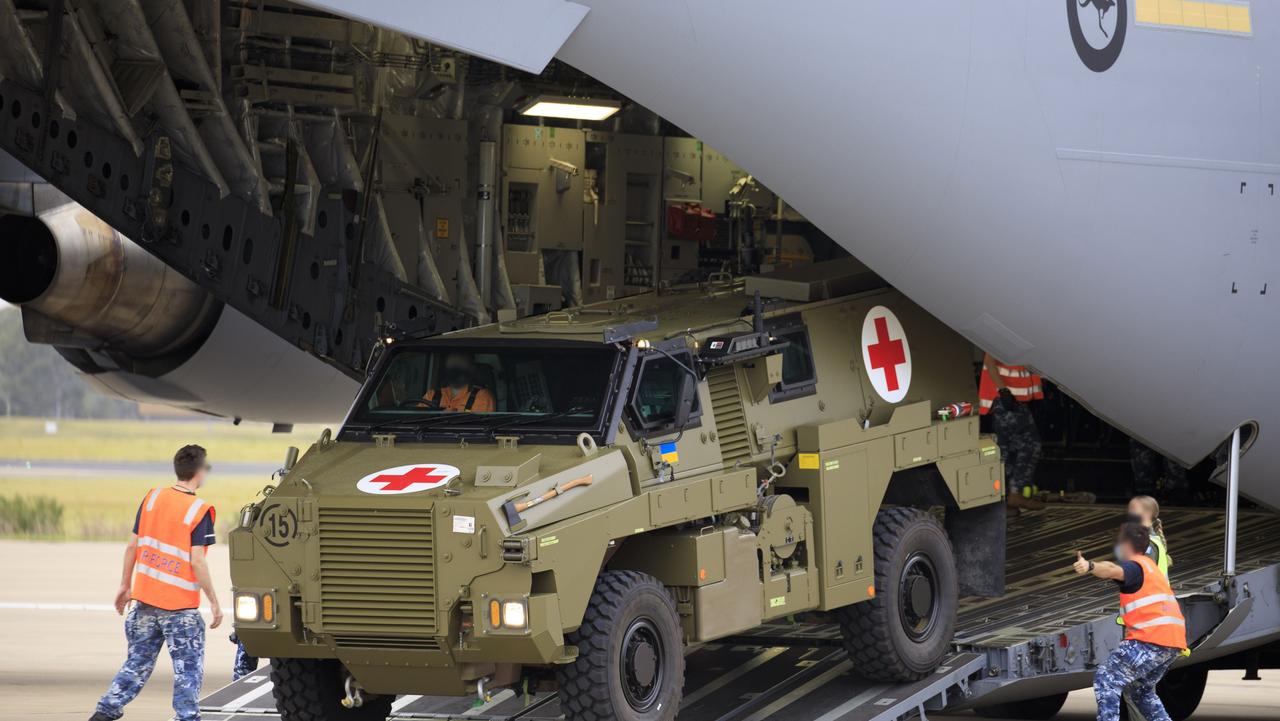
[1073,551,1090,575]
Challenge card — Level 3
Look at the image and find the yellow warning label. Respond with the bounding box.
[435,217,450,239]
[798,453,820,470]
[538,535,559,548]
[769,596,787,608]
[1136,0,1251,34]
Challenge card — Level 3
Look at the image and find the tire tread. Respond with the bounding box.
[836,507,955,682]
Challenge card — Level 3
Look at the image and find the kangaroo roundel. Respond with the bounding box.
[357,463,460,495]
[861,306,912,404]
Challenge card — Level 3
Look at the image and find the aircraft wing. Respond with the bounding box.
[289,0,588,74]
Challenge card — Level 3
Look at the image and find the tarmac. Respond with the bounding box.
[2,540,1279,721]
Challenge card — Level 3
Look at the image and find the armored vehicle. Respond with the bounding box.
[230,259,1006,721]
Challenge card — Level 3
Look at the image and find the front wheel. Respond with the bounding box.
[836,507,958,681]
[557,570,685,721]
[270,658,392,721]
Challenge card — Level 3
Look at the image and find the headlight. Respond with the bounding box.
[234,593,260,622]
[485,597,529,631]
[502,600,527,629]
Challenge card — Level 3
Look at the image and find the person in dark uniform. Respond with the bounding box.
[979,353,1045,511]
[1129,439,1189,498]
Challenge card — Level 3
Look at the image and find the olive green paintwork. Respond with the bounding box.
[229,259,1003,697]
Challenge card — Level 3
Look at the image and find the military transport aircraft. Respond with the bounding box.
[0,0,1275,505]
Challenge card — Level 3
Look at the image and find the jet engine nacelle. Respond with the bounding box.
[0,202,356,424]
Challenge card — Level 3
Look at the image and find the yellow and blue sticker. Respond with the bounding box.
[659,441,679,464]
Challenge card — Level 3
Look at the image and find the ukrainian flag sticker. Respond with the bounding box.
[659,441,679,464]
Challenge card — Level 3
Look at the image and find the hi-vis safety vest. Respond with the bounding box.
[979,362,1044,415]
[132,487,214,610]
[1149,533,1171,577]
[1120,554,1187,649]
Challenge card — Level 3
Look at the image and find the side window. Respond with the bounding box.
[769,326,817,402]
[628,351,702,433]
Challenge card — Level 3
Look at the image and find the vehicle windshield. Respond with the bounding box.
[345,342,622,438]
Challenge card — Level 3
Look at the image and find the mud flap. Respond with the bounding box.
[945,502,1006,597]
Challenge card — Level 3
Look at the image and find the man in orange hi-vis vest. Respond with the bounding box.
[1074,523,1188,721]
[91,445,222,721]
[979,353,1045,511]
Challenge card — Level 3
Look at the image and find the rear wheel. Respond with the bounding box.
[836,507,958,681]
[974,692,1069,719]
[271,658,392,721]
[557,570,684,721]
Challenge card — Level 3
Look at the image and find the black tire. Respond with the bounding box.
[271,658,392,721]
[557,570,684,721]
[1119,665,1208,721]
[975,692,1069,720]
[836,507,958,681]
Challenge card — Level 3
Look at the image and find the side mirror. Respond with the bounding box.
[673,373,697,429]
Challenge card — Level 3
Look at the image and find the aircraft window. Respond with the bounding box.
[769,326,817,402]
[628,351,702,434]
[348,344,620,439]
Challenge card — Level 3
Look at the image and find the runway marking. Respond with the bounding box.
[0,602,116,612]
[390,695,423,711]
[681,646,786,706]
[739,659,852,721]
[222,678,276,710]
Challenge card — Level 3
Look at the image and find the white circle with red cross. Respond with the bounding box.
[861,306,912,404]
[356,463,460,495]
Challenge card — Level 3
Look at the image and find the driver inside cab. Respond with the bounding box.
[421,352,496,412]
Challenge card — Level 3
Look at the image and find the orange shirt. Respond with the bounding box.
[423,386,495,412]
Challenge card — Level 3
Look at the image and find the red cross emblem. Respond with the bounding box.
[860,306,912,403]
[867,316,907,392]
[357,464,460,495]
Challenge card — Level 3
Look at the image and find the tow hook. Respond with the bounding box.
[476,676,492,703]
[340,675,364,709]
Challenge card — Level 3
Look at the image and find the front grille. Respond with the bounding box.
[317,506,437,646]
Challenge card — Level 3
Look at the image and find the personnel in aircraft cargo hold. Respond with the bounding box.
[1130,439,1190,499]
[90,445,222,721]
[979,353,1044,511]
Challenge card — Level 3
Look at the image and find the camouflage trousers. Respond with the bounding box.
[1093,639,1181,721]
[990,398,1042,496]
[96,603,205,721]
[1130,440,1189,493]
[231,633,260,680]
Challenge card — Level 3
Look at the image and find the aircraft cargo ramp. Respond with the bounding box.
[200,506,1280,720]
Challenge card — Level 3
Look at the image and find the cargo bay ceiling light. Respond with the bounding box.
[518,94,622,121]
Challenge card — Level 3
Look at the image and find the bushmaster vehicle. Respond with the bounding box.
[230,260,1007,721]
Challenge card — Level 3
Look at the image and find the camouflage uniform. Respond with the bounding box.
[1130,440,1188,494]
[231,633,260,680]
[1093,639,1181,721]
[95,603,205,721]
[989,390,1042,497]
